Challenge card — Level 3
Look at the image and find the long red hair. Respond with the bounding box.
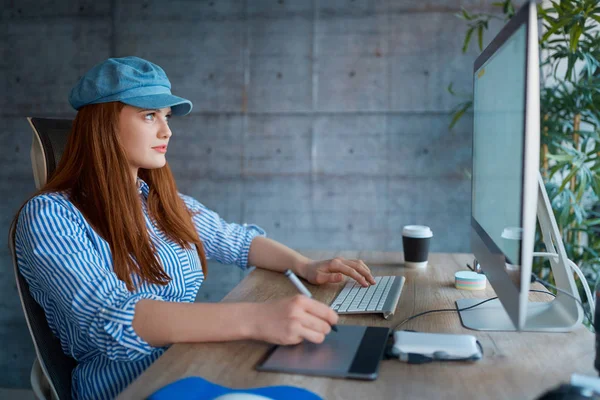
[12,102,207,291]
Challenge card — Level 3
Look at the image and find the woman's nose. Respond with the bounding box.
[159,123,172,139]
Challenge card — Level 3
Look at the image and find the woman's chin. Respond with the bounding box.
[142,160,167,170]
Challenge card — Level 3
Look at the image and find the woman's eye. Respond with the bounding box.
[145,113,171,122]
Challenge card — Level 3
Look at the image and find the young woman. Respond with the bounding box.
[13,56,376,400]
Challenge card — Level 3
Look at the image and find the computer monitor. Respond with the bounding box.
[457,0,583,332]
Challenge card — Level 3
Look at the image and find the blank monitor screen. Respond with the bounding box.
[472,24,527,288]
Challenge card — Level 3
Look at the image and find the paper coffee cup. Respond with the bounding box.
[402,225,433,268]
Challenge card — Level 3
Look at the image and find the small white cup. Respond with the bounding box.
[501,226,522,271]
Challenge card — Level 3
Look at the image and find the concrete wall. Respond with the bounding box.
[0,0,505,388]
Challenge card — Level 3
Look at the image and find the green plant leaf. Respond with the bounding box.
[463,27,474,53]
[550,1,561,12]
[566,54,577,80]
[585,218,600,226]
[549,164,566,179]
[546,153,574,162]
[559,168,579,192]
[507,2,515,18]
[577,172,587,202]
[583,53,599,77]
[570,24,583,53]
[457,7,473,21]
[542,18,572,43]
[592,175,600,196]
[449,103,470,130]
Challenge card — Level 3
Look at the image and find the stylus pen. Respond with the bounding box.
[284,269,338,332]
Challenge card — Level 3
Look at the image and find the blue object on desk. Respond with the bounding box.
[148,376,322,400]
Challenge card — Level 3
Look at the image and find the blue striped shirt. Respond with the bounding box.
[14,178,266,400]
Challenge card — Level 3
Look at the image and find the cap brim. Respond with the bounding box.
[121,93,193,116]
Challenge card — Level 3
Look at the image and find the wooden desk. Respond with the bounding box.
[119,252,595,399]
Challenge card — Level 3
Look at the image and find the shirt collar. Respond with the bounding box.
[136,177,150,197]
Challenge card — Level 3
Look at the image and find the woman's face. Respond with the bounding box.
[118,105,172,178]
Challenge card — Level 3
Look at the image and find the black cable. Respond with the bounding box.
[531,273,594,330]
[393,289,558,331]
[530,289,556,297]
[393,297,498,331]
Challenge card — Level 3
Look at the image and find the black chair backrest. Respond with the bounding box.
[27,117,72,189]
[12,117,77,399]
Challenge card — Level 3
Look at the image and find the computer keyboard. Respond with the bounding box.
[330,275,406,320]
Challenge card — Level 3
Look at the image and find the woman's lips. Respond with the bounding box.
[152,145,167,153]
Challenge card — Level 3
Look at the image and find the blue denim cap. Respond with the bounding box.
[68,56,192,116]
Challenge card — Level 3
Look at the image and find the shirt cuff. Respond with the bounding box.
[100,292,165,361]
[238,223,267,270]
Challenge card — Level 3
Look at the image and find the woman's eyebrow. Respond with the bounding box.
[138,109,172,114]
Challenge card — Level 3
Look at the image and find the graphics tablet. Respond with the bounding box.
[256,325,390,380]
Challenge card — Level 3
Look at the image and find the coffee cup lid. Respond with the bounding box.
[402,225,433,238]
[501,227,523,240]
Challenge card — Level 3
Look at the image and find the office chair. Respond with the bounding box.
[10,118,76,400]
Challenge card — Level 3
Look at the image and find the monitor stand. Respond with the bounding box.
[456,298,580,331]
[457,173,583,332]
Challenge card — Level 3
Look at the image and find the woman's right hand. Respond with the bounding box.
[249,295,339,345]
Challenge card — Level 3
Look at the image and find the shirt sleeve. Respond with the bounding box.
[180,194,267,270]
[15,195,165,362]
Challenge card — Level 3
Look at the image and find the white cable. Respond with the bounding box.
[532,252,559,259]
[532,252,595,315]
[568,259,595,316]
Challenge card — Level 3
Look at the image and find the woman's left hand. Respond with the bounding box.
[300,257,377,287]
